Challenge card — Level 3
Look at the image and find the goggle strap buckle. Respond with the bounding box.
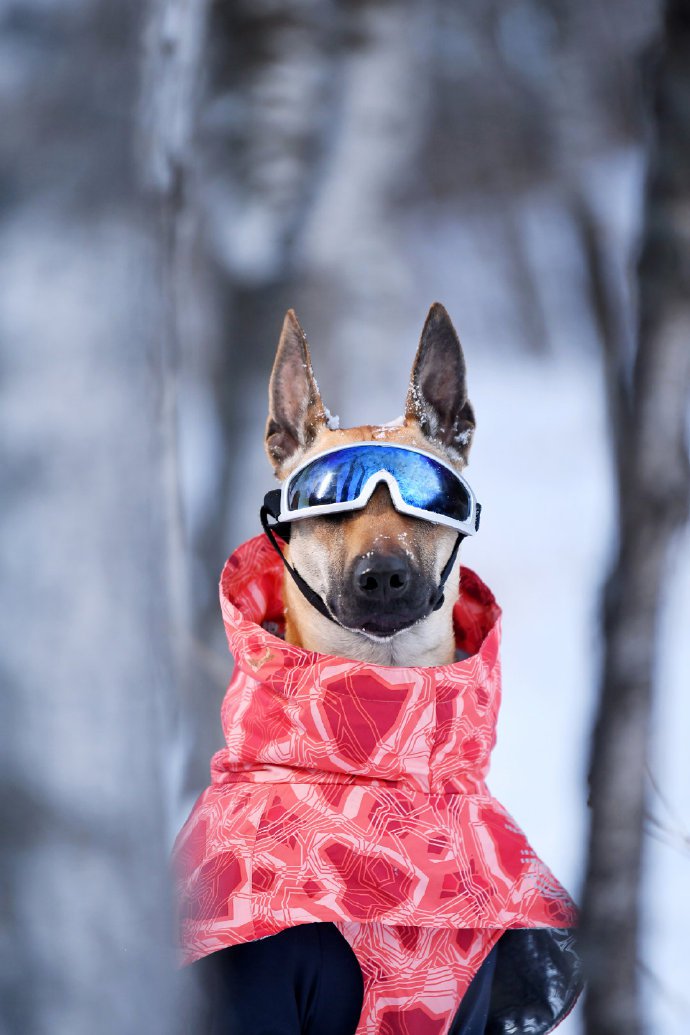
[262,489,292,541]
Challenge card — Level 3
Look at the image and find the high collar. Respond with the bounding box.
[177,536,581,1025]
[220,534,501,681]
[216,536,504,794]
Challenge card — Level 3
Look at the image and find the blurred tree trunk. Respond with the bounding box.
[582,3,690,1033]
[0,3,186,1032]
[138,0,211,814]
[139,0,210,644]
[300,0,432,416]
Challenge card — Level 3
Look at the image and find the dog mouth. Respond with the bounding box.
[329,603,430,640]
[357,614,421,638]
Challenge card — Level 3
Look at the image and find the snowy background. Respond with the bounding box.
[1,2,688,1033]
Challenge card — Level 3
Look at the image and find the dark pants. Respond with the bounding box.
[197,923,498,1035]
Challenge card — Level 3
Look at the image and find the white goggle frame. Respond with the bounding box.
[279,441,480,536]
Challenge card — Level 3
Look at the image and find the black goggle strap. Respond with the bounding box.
[260,490,337,625]
[261,488,466,625]
[430,528,465,612]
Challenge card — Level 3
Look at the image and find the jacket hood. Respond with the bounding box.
[216,534,503,794]
[174,535,582,1033]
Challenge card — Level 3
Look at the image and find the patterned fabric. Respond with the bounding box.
[173,534,578,1034]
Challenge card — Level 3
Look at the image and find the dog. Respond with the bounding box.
[177,302,582,1035]
[263,301,476,667]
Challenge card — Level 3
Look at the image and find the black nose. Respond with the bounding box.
[353,552,411,603]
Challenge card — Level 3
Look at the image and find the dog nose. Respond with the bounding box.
[353,552,411,602]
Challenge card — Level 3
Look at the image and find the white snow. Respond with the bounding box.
[371,417,405,439]
[323,406,341,431]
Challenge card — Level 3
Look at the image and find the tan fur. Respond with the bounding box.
[281,424,463,667]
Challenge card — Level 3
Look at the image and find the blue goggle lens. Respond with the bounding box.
[286,445,471,523]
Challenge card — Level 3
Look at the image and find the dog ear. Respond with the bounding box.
[405,302,475,462]
[265,309,327,474]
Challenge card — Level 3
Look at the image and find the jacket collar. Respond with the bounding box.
[219,535,501,690]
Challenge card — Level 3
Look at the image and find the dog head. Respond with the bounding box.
[265,303,476,664]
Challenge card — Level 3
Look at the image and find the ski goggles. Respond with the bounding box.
[276,442,481,535]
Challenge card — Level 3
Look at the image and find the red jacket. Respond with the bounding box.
[173,535,580,1034]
